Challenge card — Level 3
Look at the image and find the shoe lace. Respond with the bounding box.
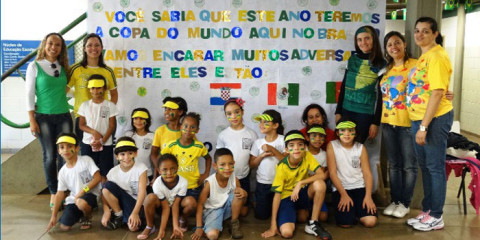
[420,214,432,223]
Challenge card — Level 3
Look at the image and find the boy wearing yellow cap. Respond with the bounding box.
[151,96,188,181]
[102,136,148,231]
[262,130,331,240]
[47,133,101,231]
[78,74,118,183]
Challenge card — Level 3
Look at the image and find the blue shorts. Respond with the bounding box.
[186,186,203,200]
[277,185,310,228]
[332,188,377,225]
[254,182,274,220]
[59,193,97,226]
[203,193,234,234]
[103,181,145,224]
[80,142,114,177]
[238,175,250,206]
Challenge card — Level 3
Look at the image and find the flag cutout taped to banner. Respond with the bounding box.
[268,83,299,106]
[326,81,342,104]
[210,83,241,105]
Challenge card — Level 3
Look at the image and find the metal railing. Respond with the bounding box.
[1,13,87,128]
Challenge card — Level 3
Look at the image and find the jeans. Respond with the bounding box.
[341,109,375,143]
[382,124,417,207]
[411,110,453,218]
[35,112,73,194]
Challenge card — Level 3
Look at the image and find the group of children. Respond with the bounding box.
[47,83,378,239]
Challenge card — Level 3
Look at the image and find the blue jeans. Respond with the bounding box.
[35,112,73,194]
[382,124,417,207]
[411,110,453,218]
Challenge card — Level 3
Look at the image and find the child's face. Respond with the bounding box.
[286,139,306,161]
[181,116,198,139]
[338,128,356,144]
[224,103,243,127]
[133,117,146,131]
[57,142,78,160]
[307,108,324,126]
[159,159,178,183]
[259,119,276,134]
[164,107,181,122]
[214,155,235,178]
[308,133,325,149]
[116,150,137,168]
[89,86,105,100]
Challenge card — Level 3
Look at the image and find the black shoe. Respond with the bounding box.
[305,220,332,240]
[106,214,123,230]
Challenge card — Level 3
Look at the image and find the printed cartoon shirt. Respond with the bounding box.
[380,58,417,127]
[271,151,320,199]
[407,45,453,121]
[161,139,208,189]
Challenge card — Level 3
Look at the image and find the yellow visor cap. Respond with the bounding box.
[284,133,305,143]
[132,111,149,119]
[115,140,136,149]
[336,121,357,129]
[56,136,76,145]
[163,101,179,109]
[308,127,326,135]
[87,79,105,88]
[254,114,273,122]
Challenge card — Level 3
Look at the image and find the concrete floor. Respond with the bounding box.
[1,174,479,240]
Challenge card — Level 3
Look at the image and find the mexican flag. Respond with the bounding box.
[326,81,342,104]
[267,83,299,106]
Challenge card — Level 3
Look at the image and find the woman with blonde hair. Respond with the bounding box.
[26,32,73,209]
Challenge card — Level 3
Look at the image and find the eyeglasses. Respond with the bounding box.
[50,63,60,77]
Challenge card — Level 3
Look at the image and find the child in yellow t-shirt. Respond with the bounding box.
[161,112,212,232]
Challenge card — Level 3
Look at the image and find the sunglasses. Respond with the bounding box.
[50,63,60,77]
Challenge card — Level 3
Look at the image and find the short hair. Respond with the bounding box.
[56,132,79,146]
[301,103,329,127]
[284,129,307,146]
[214,148,233,163]
[159,153,178,167]
[182,112,202,128]
[163,96,188,118]
[87,74,107,89]
[114,136,138,155]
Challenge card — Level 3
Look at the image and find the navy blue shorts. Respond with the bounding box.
[59,193,97,226]
[332,188,377,225]
[103,181,145,224]
[186,186,203,200]
[80,142,114,177]
[238,174,250,206]
[254,181,274,220]
[277,185,311,228]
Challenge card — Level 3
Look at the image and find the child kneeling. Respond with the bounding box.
[191,148,247,240]
[47,133,101,231]
[101,136,148,231]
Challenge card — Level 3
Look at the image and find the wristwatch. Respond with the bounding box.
[419,125,428,132]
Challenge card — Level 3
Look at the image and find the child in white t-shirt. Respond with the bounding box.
[101,137,148,232]
[216,98,257,216]
[47,133,101,231]
[137,153,188,240]
[78,74,118,182]
[249,109,287,220]
[125,108,154,180]
[191,148,247,240]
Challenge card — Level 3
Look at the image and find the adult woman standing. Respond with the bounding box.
[380,32,417,218]
[67,33,118,139]
[26,33,74,208]
[335,25,385,143]
[406,17,453,232]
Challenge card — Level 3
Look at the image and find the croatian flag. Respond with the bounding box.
[210,83,242,105]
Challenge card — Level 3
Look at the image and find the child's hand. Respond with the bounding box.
[234,187,246,199]
[171,226,184,239]
[259,151,273,159]
[261,226,279,238]
[338,194,354,212]
[191,228,203,240]
[101,210,111,227]
[261,144,273,152]
[362,196,377,214]
[128,212,141,231]
[290,183,302,202]
[92,131,103,141]
[46,215,57,231]
[153,229,165,240]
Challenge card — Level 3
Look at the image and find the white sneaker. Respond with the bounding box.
[413,215,444,231]
[406,210,429,226]
[383,202,398,216]
[392,203,410,218]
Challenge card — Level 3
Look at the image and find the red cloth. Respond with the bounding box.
[446,157,480,215]
[300,127,336,150]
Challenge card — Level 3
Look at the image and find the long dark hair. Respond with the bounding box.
[354,25,385,68]
[301,103,328,128]
[383,31,411,71]
[81,33,106,68]
[263,109,284,135]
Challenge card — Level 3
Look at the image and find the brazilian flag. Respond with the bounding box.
[445,0,456,10]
